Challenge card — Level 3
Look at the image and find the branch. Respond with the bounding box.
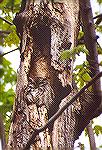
[0,47,19,57]
[80,0,100,74]
[0,30,11,35]
[0,16,13,25]
[79,0,101,111]
[93,13,102,25]
[93,13,102,19]
[86,121,97,150]
[76,0,102,142]
[91,100,102,118]
[23,71,102,150]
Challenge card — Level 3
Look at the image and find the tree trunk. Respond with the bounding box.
[7,0,101,150]
[7,0,79,149]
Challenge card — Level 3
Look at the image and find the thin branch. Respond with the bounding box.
[0,16,13,25]
[23,71,102,150]
[0,47,19,57]
[93,14,102,19]
[93,13,102,25]
[86,121,97,150]
[80,0,100,75]
[77,2,102,146]
[0,30,11,34]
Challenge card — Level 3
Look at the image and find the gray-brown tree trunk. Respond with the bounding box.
[7,0,101,150]
[7,0,79,149]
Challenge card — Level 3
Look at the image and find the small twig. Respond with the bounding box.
[0,16,13,25]
[94,14,102,25]
[0,47,19,57]
[93,13,102,20]
[23,71,102,150]
[0,30,11,34]
[86,121,97,150]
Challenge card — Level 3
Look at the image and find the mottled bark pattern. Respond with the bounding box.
[8,0,79,149]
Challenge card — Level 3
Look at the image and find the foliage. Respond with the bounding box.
[60,45,88,60]
[0,0,20,140]
[0,54,17,140]
[73,61,92,89]
[94,125,102,136]
[60,2,102,144]
[97,0,102,4]
[97,43,102,55]
[0,0,21,47]
[99,61,102,66]
[96,25,102,32]
[0,0,21,14]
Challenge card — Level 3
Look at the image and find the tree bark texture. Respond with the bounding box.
[8,0,79,149]
[76,0,102,139]
[79,0,101,115]
[7,0,101,150]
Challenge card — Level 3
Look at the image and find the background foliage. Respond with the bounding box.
[0,0,21,139]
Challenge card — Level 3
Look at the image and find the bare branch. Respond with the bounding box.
[86,121,97,150]
[0,16,13,25]
[93,14,102,25]
[0,47,19,57]
[93,13,102,19]
[23,71,102,150]
[0,30,11,34]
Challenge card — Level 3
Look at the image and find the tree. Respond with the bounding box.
[0,0,101,149]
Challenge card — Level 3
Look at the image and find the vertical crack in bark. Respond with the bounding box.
[8,1,80,149]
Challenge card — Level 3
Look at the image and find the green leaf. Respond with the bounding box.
[84,128,88,136]
[0,57,16,140]
[81,72,91,82]
[97,0,102,4]
[96,25,102,33]
[78,31,84,40]
[99,145,102,148]
[4,25,20,47]
[60,45,88,61]
[0,68,4,77]
[99,61,102,66]
[74,64,83,71]
[94,125,102,136]
[97,43,102,54]
[60,50,72,60]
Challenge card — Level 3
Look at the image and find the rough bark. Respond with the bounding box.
[8,0,79,149]
[82,0,102,117]
[23,71,102,149]
[74,0,102,140]
[79,0,101,105]
[7,0,101,150]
